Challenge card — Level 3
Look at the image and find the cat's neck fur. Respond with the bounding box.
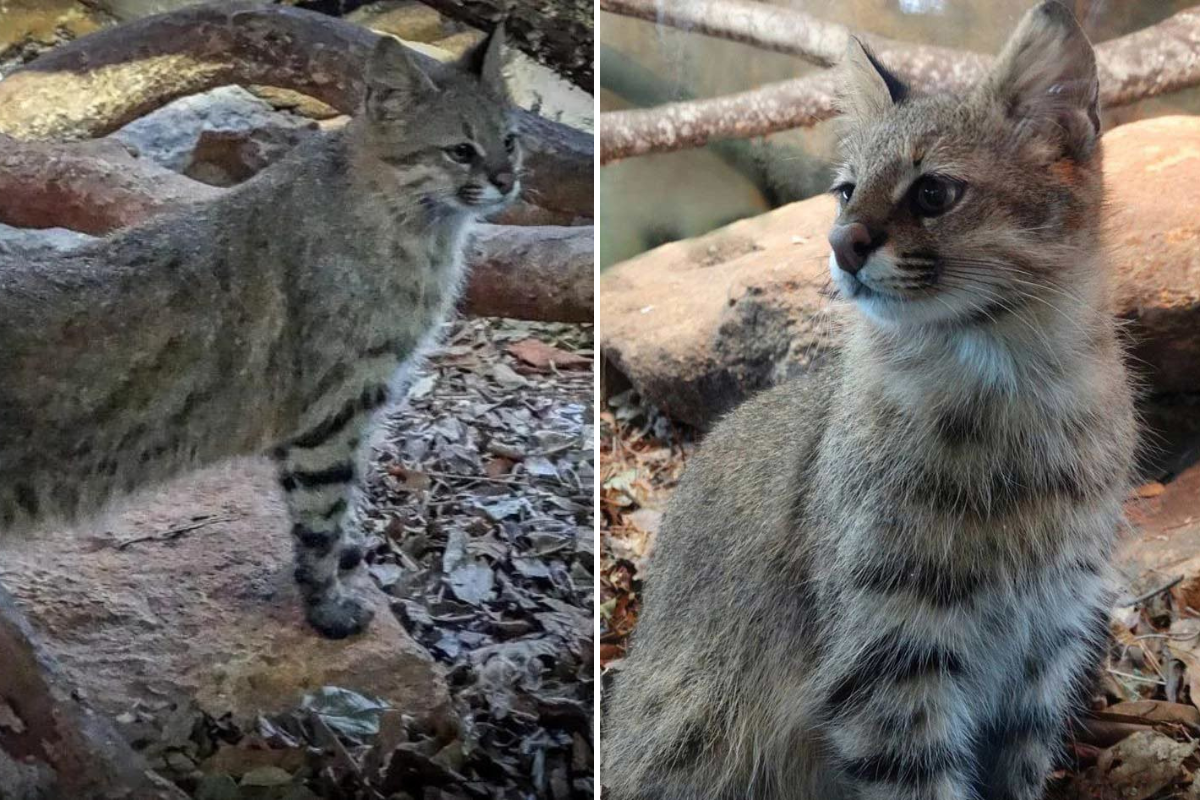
[845,247,1116,415]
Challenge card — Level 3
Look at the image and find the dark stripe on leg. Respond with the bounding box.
[280,463,355,491]
[292,524,338,556]
[857,557,984,608]
[289,384,389,449]
[828,633,965,709]
[842,745,966,785]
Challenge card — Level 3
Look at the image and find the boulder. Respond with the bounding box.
[598,115,1200,429]
[0,587,185,800]
[112,86,317,179]
[0,459,450,727]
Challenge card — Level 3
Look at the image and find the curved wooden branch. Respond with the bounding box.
[0,136,592,324]
[418,0,594,91]
[0,134,220,234]
[600,0,922,68]
[599,4,1200,163]
[0,3,592,219]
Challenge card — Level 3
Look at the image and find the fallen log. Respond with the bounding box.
[0,135,220,234]
[0,2,592,221]
[0,135,593,324]
[598,115,1200,428]
[464,224,594,323]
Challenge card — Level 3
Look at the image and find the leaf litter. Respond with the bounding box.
[125,318,593,799]
[599,387,1200,799]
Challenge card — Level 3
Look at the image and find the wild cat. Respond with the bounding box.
[604,3,1136,799]
[0,32,520,639]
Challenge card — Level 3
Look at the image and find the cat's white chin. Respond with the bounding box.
[829,253,975,328]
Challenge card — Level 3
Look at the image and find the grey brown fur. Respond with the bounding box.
[0,32,520,639]
[604,4,1136,798]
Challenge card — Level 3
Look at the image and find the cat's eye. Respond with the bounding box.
[445,143,477,164]
[833,183,855,204]
[504,133,518,154]
[911,176,964,217]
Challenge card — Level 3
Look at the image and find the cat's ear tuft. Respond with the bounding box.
[838,37,907,121]
[458,24,509,97]
[989,1,1100,158]
[365,35,437,113]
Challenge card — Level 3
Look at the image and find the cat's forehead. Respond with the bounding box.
[439,82,513,136]
[839,96,986,180]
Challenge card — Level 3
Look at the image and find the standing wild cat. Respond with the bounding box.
[604,3,1136,799]
[0,31,519,639]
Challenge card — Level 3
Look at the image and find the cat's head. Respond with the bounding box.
[358,29,520,214]
[829,1,1103,328]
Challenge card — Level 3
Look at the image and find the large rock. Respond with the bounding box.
[0,588,185,800]
[0,459,449,726]
[112,86,318,179]
[599,115,1200,429]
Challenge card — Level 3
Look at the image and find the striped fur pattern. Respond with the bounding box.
[0,33,519,639]
[604,4,1136,797]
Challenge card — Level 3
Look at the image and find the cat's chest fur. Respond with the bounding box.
[807,356,1126,580]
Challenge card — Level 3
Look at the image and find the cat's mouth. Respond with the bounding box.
[455,182,520,212]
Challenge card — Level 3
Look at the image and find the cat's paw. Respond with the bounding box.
[305,591,375,639]
[338,543,364,571]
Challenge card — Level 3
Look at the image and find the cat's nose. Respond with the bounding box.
[490,170,516,195]
[828,222,880,275]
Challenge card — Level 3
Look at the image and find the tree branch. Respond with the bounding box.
[418,0,594,91]
[599,0,935,68]
[599,4,1200,163]
[0,3,592,219]
[0,135,592,324]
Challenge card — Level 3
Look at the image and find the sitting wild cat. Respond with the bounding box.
[0,31,519,639]
[604,3,1135,799]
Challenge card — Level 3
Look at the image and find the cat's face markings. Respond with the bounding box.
[830,6,1102,329]
[361,29,520,215]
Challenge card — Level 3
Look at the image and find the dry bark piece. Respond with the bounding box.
[0,3,592,220]
[1075,731,1195,800]
[507,338,593,371]
[1104,700,1200,728]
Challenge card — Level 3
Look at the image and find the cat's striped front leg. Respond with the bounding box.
[274,383,389,639]
[821,627,976,800]
[975,587,1110,799]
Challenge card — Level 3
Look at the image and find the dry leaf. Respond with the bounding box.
[507,338,592,371]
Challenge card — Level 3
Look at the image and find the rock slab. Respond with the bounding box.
[0,459,450,726]
[599,115,1200,428]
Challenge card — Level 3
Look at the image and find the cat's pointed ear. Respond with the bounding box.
[458,24,508,97]
[365,35,437,106]
[837,37,908,121]
[988,1,1100,157]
